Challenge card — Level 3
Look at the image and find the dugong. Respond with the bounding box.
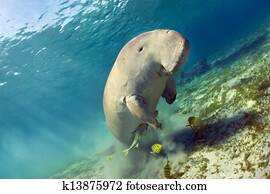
[103,29,189,155]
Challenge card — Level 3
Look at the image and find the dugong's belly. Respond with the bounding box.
[103,74,166,144]
[103,99,140,144]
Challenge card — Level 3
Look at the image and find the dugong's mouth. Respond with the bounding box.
[160,65,173,76]
[167,63,180,74]
[170,56,186,73]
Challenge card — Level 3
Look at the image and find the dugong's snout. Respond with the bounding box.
[161,30,190,74]
[172,38,190,73]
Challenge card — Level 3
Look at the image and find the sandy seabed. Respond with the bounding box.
[52,20,270,179]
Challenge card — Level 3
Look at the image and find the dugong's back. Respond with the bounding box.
[103,29,190,145]
[103,66,138,144]
[103,47,144,144]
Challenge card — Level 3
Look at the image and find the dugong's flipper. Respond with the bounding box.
[123,123,147,156]
[162,76,176,104]
[125,95,161,129]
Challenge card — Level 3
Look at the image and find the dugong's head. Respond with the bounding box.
[124,29,190,75]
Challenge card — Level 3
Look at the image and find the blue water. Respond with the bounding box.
[0,0,269,178]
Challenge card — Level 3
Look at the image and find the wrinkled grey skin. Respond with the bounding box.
[103,29,190,151]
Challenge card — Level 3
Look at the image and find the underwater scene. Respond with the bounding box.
[0,0,270,179]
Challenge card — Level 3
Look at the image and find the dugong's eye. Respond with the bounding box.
[138,47,144,52]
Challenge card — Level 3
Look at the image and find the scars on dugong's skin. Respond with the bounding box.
[103,29,190,155]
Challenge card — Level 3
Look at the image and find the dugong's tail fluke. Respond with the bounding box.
[96,145,115,157]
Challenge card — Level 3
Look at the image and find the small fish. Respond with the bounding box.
[150,143,162,156]
[186,116,197,129]
[164,157,171,179]
[106,156,113,161]
[123,124,146,156]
